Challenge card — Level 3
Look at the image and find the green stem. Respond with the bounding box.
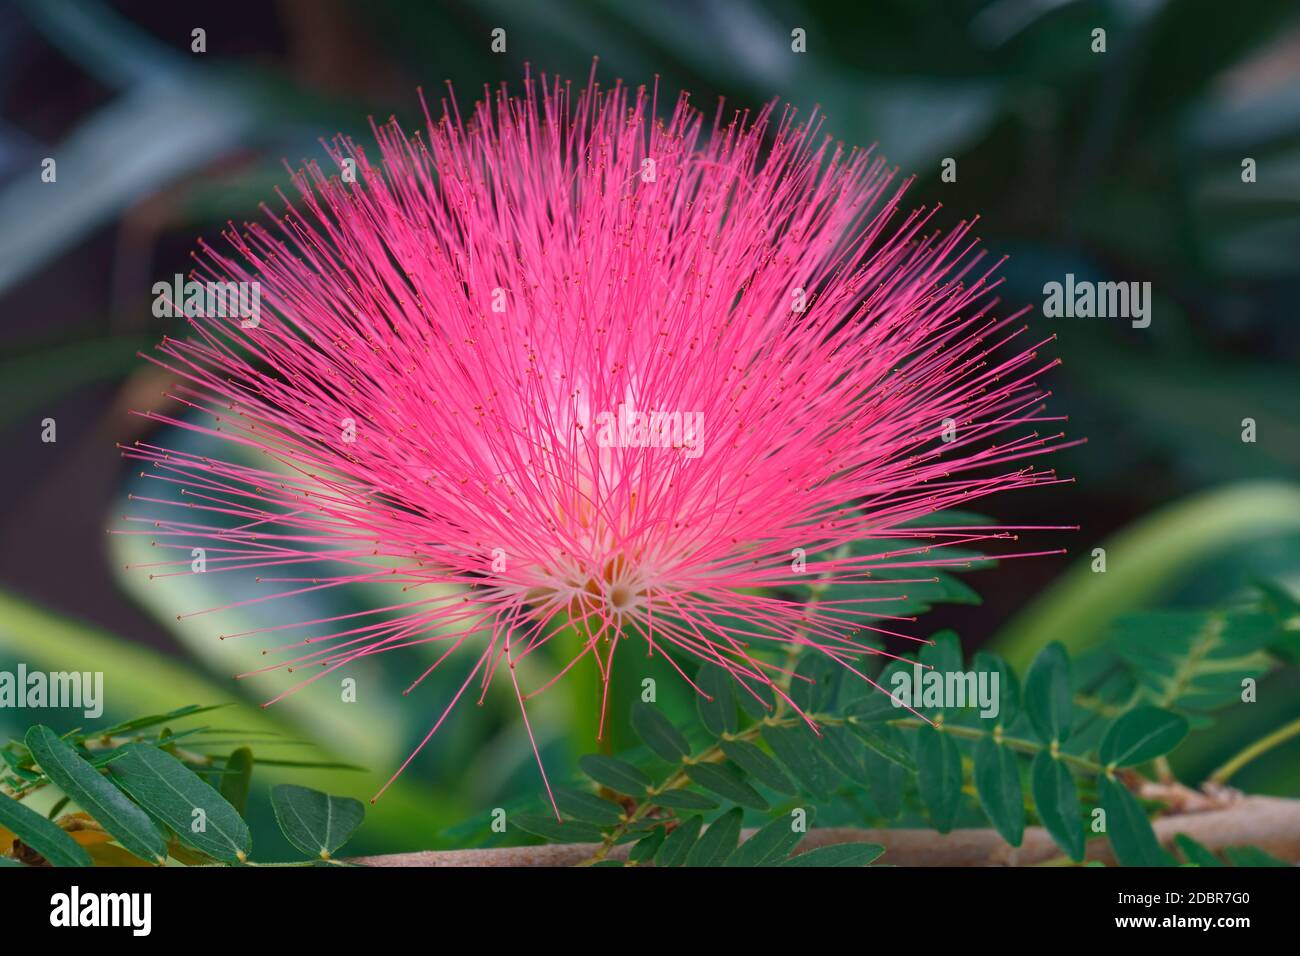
[590,581,839,864]
[1210,715,1300,784]
[581,716,779,864]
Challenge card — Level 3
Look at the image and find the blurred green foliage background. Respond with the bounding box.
[0,0,1297,857]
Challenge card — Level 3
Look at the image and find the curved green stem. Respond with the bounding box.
[1210,715,1300,784]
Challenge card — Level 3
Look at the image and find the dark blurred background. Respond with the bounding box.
[1,0,1297,854]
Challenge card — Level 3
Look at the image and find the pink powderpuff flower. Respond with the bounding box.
[121,69,1077,808]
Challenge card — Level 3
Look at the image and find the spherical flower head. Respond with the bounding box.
[123,70,1075,806]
